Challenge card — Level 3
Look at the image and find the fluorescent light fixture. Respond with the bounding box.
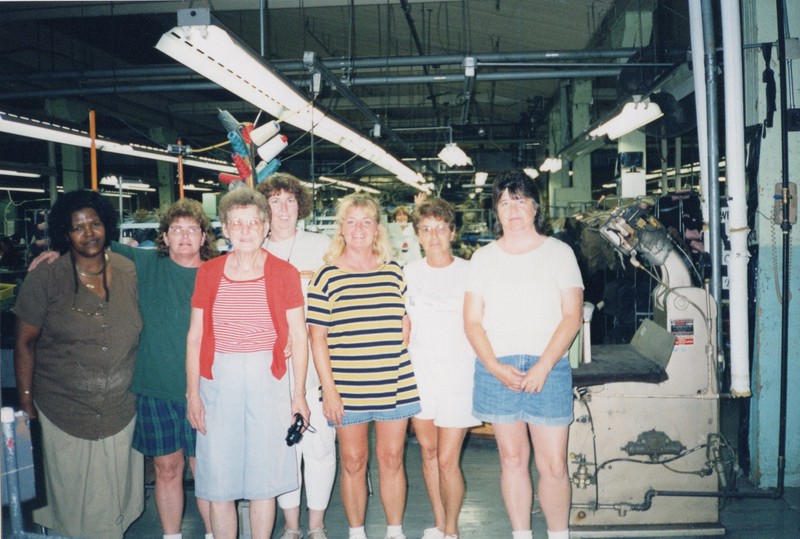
[474,172,488,186]
[0,111,236,174]
[156,13,426,192]
[589,99,664,141]
[0,186,45,193]
[539,157,562,173]
[0,169,41,178]
[183,184,213,192]
[100,175,157,192]
[523,167,539,179]
[438,143,472,167]
[318,175,380,194]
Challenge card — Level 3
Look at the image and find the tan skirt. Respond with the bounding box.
[33,409,144,539]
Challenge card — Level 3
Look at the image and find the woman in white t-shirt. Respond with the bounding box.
[463,170,584,539]
[405,198,481,539]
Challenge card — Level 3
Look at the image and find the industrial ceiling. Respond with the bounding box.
[0,0,692,210]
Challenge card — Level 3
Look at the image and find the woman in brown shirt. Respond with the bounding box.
[14,190,144,539]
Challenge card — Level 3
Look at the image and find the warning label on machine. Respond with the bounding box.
[671,318,695,345]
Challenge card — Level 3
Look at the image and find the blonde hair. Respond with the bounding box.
[324,193,393,265]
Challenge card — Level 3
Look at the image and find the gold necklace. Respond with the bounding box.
[76,253,108,278]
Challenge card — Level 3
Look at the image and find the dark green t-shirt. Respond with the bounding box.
[113,242,197,402]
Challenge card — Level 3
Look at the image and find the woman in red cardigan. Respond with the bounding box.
[186,187,310,539]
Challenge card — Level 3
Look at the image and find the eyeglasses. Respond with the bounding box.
[418,224,451,236]
[227,218,264,232]
[168,226,202,236]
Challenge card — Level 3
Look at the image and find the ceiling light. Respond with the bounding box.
[523,167,539,179]
[474,172,488,186]
[0,110,236,174]
[589,98,664,141]
[183,184,213,192]
[100,175,156,192]
[156,10,426,192]
[438,143,472,168]
[0,169,41,178]
[318,175,380,194]
[0,186,45,193]
[539,157,562,173]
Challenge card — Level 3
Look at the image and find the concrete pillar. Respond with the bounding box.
[44,99,88,193]
[743,0,799,487]
[149,127,179,209]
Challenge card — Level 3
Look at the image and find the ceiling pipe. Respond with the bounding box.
[0,49,642,83]
[399,0,441,122]
[0,69,625,101]
[303,51,416,158]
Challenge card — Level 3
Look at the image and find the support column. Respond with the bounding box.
[149,127,178,209]
[45,99,88,193]
[744,0,799,487]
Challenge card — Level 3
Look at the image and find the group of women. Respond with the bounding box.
[14,168,583,539]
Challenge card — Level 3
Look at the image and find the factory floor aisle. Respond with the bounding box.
[5,421,798,538]
[123,433,798,539]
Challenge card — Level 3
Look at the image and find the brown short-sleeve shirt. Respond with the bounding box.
[14,252,142,440]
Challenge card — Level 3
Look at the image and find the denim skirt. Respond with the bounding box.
[472,355,573,427]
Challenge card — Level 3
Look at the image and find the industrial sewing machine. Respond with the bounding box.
[569,202,726,537]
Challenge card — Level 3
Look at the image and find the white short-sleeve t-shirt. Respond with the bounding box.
[466,237,584,358]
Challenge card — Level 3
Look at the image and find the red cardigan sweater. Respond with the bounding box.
[191,250,304,380]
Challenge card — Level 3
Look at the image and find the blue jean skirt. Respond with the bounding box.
[195,351,298,502]
[472,355,573,427]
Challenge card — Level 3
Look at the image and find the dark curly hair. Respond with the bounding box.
[155,199,218,261]
[412,198,456,234]
[492,169,547,237]
[256,172,314,220]
[48,190,117,254]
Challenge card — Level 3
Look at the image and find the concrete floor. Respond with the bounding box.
[4,422,799,538]
[126,435,800,538]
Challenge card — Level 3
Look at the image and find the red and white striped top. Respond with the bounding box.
[212,275,277,353]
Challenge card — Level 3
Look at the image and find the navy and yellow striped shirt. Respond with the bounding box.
[307,262,419,412]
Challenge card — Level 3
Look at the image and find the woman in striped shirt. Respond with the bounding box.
[307,193,420,539]
[186,187,310,539]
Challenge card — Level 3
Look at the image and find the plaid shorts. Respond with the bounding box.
[132,394,197,457]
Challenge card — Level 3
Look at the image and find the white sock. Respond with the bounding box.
[163,535,182,539]
[512,531,533,539]
[386,524,403,536]
[205,534,213,539]
[349,526,367,538]
[548,530,569,539]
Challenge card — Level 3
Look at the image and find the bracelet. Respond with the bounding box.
[21,389,31,395]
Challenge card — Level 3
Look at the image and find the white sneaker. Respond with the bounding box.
[280,529,303,539]
[384,535,406,539]
[421,529,445,539]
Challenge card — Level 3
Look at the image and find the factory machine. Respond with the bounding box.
[569,202,727,537]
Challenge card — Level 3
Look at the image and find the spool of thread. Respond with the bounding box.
[227,131,249,156]
[231,153,251,179]
[217,110,240,133]
[240,123,255,144]
[257,135,288,162]
[218,172,241,185]
[250,121,281,146]
[256,158,281,184]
